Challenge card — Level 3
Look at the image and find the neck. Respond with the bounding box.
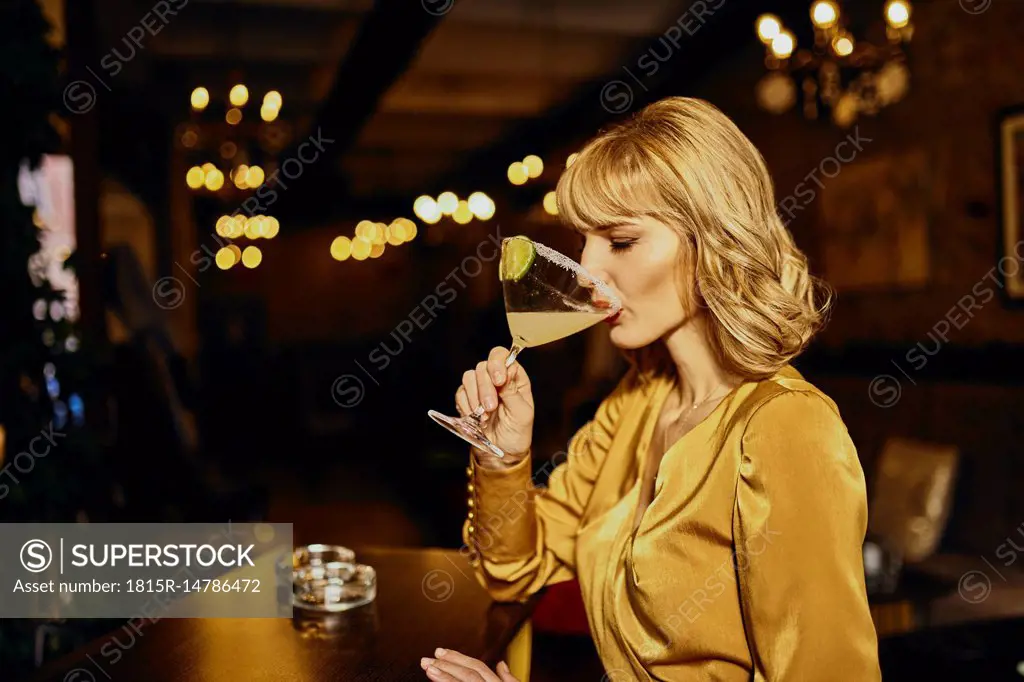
[661,315,741,407]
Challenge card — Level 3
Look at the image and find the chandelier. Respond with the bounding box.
[754,1,912,127]
[176,83,292,269]
[180,84,289,197]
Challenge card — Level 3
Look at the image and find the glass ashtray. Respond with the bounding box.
[290,544,377,613]
[293,544,356,571]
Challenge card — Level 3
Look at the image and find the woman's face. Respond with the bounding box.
[579,216,694,349]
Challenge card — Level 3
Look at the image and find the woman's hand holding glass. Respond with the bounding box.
[455,346,534,465]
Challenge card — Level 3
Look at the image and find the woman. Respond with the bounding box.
[420,97,880,681]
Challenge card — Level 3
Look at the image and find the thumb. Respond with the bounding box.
[496,365,532,420]
[498,361,531,399]
[496,661,520,682]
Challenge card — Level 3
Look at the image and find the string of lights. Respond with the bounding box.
[179,85,572,268]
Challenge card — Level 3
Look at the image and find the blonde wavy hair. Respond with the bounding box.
[556,96,832,381]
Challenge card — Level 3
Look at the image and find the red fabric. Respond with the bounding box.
[532,579,592,635]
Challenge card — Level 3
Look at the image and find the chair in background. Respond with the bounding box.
[869,437,960,564]
[866,437,960,637]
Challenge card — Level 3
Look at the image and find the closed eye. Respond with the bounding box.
[610,239,637,252]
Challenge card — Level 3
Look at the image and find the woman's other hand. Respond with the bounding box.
[420,648,520,681]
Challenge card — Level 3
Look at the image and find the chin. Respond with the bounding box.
[608,325,652,350]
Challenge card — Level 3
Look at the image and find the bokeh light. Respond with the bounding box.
[186,166,205,189]
[507,162,528,185]
[191,87,210,111]
[437,191,459,215]
[331,236,352,261]
[452,200,473,224]
[229,84,249,107]
[351,236,372,261]
[414,195,441,223]
[241,245,262,268]
[543,191,558,215]
[523,155,544,178]
[215,247,236,270]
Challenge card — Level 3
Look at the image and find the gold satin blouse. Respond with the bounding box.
[463,365,881,680]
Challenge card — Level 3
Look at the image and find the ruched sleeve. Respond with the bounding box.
[733,390,881,681]
[463,372,635,603]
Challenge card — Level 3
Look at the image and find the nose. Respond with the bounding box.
[579,240,606,283]
[579,244,617,309]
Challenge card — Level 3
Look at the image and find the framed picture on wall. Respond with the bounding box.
[998,106,1024,300]
[819,149,933,293]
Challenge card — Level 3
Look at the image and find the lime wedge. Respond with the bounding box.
[500,236,535,282]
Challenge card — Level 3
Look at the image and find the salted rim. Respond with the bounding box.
[507,238,622,313]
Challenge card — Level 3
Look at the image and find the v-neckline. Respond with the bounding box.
[629,375,737,536]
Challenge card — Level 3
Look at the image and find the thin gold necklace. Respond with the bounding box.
[659,382,734,450]
[667,383,734,422]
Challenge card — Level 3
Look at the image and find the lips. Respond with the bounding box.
[604,310,622,325]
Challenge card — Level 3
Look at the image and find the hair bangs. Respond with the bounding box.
[556,135,669,232]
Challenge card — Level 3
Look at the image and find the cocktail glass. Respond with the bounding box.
[428,235,621,458]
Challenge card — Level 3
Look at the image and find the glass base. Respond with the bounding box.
[428,410,506,459]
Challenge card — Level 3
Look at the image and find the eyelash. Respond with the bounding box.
[577,235,637,253]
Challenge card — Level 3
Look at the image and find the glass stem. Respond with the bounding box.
[505,343,525,368]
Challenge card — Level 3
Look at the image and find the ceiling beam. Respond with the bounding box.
[187,0,372,10]
[147,13,361,65]
[440,0,687,37]
[273,0,448,225]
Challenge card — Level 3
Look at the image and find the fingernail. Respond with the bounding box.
[420,657,434,669]
[498,661,509,673]
[484,397,497,410]
[493,371,503,382]
[434,647,448,657]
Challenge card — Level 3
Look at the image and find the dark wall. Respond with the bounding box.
[696,1,1024,553]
